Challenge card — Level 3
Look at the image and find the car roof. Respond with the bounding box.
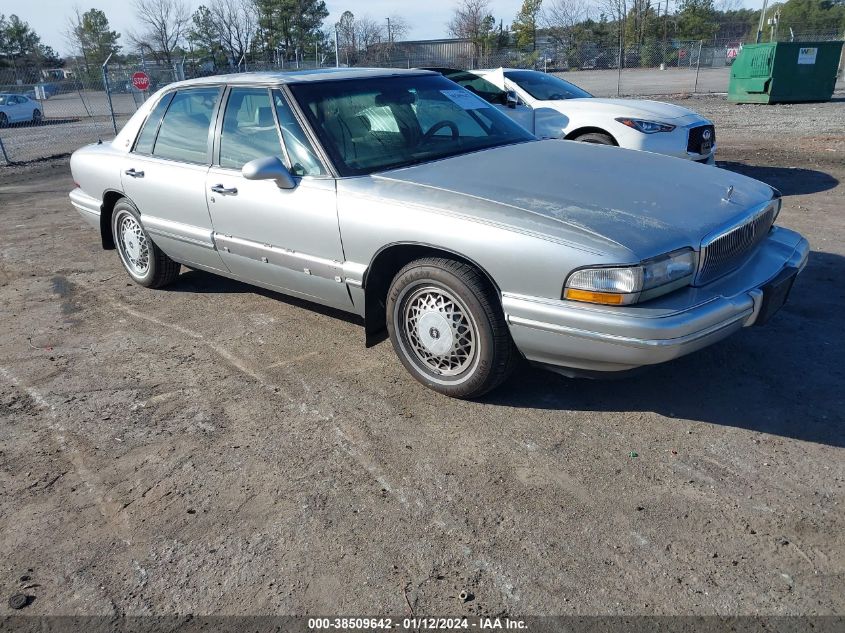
[166,67,436,90]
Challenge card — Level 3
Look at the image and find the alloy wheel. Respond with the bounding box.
[397,283,479,378]
[115,210,150,277]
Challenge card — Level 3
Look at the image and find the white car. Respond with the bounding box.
[473,68,716,164]
[0,93,42,127]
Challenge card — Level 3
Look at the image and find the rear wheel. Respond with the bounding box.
[574,131,615,145]
[111,199,181,288]
[386,257,518,399]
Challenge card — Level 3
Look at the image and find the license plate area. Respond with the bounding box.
[755,267,798,326]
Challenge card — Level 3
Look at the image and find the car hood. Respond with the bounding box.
[374,140,774,260]
[555,98,708,124]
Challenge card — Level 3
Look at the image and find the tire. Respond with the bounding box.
[32,109,42,124]
[386,257,518,399]
[111,199,181,288]
[574,131,615,145]
[0,113,7,128]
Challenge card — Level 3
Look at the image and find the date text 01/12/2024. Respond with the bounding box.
[307,617,528,630]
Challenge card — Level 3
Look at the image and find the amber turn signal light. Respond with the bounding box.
[563,288,625,305]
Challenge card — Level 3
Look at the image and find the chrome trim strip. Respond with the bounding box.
[507,310,751,349]
[215,234,355,284]
[141,215,216,249]
[342,261,367,288]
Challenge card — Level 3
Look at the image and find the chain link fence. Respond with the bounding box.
[1,31,842,165]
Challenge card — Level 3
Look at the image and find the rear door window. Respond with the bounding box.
[152,87,220,163]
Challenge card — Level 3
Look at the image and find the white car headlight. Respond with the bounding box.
[564,248,697,305]
[616,118,676,134]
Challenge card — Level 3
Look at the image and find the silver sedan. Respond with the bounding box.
[69,69,808,398]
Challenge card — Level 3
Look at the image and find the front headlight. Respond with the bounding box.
[616,118,676,134]
[564,248,697,305]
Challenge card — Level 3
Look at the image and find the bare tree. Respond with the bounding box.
[386,15,409,43]
[355,16,386,52]
[448,0,494,57]
[543,0,590,49]
[598,0,628,61]
[209,0,255,67]
[131,0,191,66]
[336,9,356,63]
[447,0,491,40]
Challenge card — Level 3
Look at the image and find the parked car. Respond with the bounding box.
[69,69,808,398]
[421,67,535,132]
[474,68,717,163]
[0,93,42,127]
[579,45,617,70]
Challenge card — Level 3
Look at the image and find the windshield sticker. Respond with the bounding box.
[440,89,489,110]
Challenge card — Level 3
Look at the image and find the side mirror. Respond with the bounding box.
[506,90,519,109]
[242,156,296,189]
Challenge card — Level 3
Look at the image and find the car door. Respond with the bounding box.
[120,86,227,272]
[18,96,36,121]
[502,78,570,140]
[8,96,27,122]
[204,86,352,312]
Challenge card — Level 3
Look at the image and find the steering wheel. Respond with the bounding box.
[420,120,459,144]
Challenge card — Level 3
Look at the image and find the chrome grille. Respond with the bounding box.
[695,204,776,286]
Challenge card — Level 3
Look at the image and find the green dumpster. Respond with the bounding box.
[728,41,844,104]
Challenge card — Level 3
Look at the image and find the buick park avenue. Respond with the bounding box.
[69,69,808,398]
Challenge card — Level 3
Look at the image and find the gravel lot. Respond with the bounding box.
[0,95,843,617]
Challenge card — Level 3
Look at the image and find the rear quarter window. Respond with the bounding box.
[134,92,174,155]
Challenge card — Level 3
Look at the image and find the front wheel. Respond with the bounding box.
[32,109,42,124]
[386,258,518,398]
[111,199,181,288]
[0,113,7,128]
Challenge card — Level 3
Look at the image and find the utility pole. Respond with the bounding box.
[386,17,391,44]
[334,27,340,67]
[756,0,769,44]
[661,0,669,69]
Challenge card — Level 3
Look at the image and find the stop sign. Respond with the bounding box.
[131,71,150,91]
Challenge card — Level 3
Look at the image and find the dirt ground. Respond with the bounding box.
[0,95,843,617]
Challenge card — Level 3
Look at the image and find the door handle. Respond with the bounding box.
[211,184,238,195]
[124,168,144,178]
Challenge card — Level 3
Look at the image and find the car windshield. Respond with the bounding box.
[288,74,535,177]
[505,71,592,100]
[429,68,509,106]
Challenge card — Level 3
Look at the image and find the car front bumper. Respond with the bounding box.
[615,120,716,162]
[503,226,809,374]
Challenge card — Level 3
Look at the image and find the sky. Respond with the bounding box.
[1,0,764,57]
